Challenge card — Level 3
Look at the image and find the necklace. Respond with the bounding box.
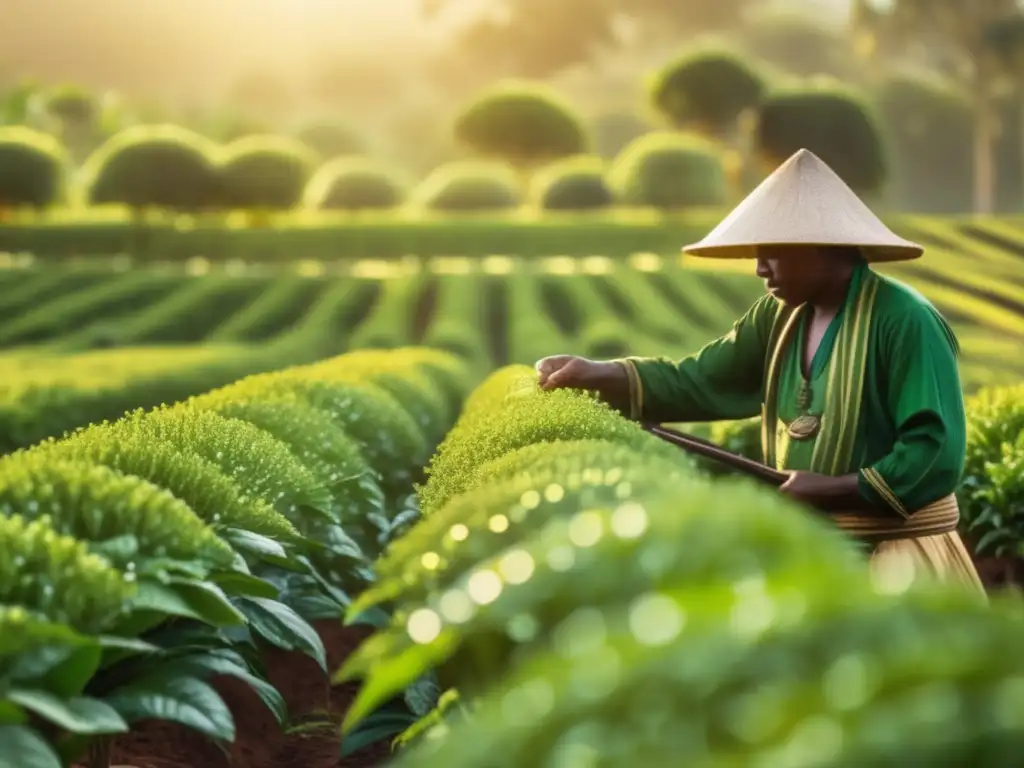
[788,379,821,440]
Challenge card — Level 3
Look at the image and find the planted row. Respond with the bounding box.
[340,365,1024,764]
[0,346,472,767]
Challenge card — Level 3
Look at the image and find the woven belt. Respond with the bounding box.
[830,493,961,543]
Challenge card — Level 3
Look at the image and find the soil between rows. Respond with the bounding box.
[74,622,392,768]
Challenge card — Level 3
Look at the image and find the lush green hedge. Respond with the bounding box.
[338,365,1023,762]
[0,345,474,767]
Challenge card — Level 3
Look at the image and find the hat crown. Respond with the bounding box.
[683,148,922,262]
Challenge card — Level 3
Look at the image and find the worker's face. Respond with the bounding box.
[755,246,831,306]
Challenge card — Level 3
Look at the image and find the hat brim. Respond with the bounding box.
[681,240,924,263]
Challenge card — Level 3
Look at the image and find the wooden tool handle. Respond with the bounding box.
[642,423,789,486]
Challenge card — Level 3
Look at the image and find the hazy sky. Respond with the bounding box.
[0,0,849,100]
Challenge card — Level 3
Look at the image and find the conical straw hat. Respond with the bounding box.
[682,148,922,262]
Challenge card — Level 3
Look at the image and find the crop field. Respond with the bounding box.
[2,214,1024,767]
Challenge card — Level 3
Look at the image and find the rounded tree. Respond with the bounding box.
[45,85,97,125]
[0,126,68,211]
[81,124,219,213]
[753,81,888,197]
[295,121,365,160]
[413,161,521,212]
[453,81,589,170]
[303,157,408,211]
[649,48,766,138]
[218,135,318,210]
[529,155,614,211]
[872,73,972,213]
[608,131,729,210]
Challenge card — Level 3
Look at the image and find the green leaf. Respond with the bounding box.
[6,690,128,735]
[322,525,366,561]
[287,594,347,621]
[104,675,235,742]
[0,724,63,768]
[131,579,243,627]
[163,651,287,725]
[347,605,391,630]
[339,709,411,757]
[168,578,247,626]
[87,534,139,563]
[237,597,327,671]
[221,528,287,560]
[0,620,87,659]
[211,571,280,599]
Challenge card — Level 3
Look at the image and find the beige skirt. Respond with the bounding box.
[868,530,987,597]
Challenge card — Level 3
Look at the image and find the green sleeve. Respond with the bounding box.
[857,305,967,515]
[616,295,777,424]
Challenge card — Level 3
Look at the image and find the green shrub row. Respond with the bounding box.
[0,345,301,454]
[0,123,733,215]
[338,365,1024,763]
[0,345,474,767]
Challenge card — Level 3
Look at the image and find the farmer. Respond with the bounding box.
[536,148,984,594]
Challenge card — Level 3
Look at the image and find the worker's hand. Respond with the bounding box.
[535,355,616,392]
[778,470,836,507]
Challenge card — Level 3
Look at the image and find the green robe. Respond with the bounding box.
[617,263,967,518]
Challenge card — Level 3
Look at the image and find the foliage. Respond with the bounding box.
[413,161,522,212]
[303,157,408,211]
[338,365,1020,767]
[0,346,469,766]
[453,81,589,168]
[80,124,219,212]
[0,126,67,209]
[45,84,97,125]
[649,47,766,136]
[528,155,614,211]
[218,134,318,210]
[608,131,728,209]
[753,81,888,196]
[958,384,1024,556]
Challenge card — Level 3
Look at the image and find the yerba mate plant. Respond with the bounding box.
[0,346,472,768]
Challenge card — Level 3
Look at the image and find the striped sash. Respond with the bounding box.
[831,493,961,543]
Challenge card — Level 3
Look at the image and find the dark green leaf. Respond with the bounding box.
[168,579,246,626]
[346,605,391,629]
[221,528,288,560]
[339,709,412,757]
[237,597,327,671]
[161,651,287,725]
[212,571,280,599]
[6,690,128,735]
[104,675,235,742]
[0,724,63,768]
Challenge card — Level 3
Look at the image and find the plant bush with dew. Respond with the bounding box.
[416,374,670,517]
[339,478,870,727]
[222,371,429,499]
[391,588,1021,767]
[188,389,377,518]
[0,455,234,570]
[320,348,474,437]
[118,404,335,528]
[0,514,136,634]
[26,430,298,541]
